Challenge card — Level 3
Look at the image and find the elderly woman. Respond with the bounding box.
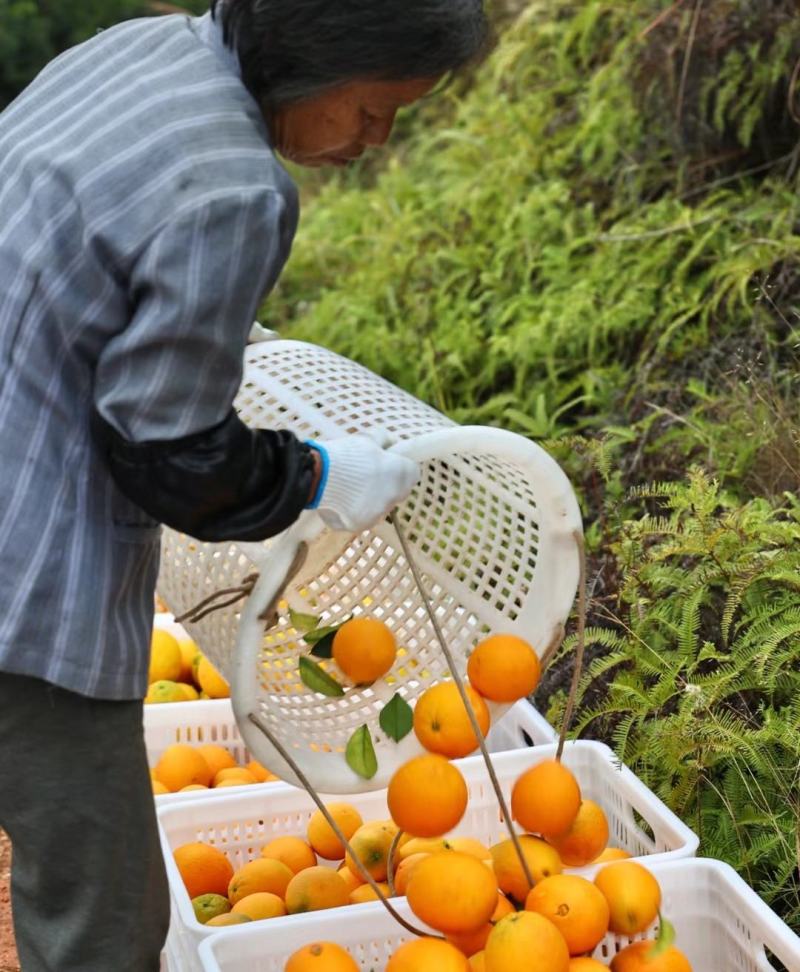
[0,1,489,968]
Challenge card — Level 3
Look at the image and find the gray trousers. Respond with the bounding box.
[0,673,170,971]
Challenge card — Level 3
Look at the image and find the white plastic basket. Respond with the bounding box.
[146,698,557,805]
[158,740,698,972]
[157,339,583,793]
[145,699,250,767]
[196,857,800,972]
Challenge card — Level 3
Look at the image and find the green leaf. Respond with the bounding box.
[346,724,378,779]
[298,656,345,697]
[649,913,676,958]
[309,630,336,659]
[289,608,320,633]
[379,693,413,742]
[304,616,352,645]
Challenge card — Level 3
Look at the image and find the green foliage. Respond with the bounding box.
[267,0,800,456]
[266,0,800,924]
[569,472,800,927]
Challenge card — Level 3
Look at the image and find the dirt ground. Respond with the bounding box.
[0,829,18,972]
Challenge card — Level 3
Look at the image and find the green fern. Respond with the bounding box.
[570,473,800,928]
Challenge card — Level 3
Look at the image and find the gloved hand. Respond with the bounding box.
[306,433,420,532]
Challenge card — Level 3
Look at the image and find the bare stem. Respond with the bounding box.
[174,574,258,624]
[389,512,537,895]
[637,0,688,40]
[556,530,587,762]
[676,0,704,126]
[386,828,405,897]
[539,623,566,673]
[246,712,434,939]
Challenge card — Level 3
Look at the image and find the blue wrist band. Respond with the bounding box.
[305,440,329,510]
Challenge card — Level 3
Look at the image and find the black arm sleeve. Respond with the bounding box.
[92,408,316,542]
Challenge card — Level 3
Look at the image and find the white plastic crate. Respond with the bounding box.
[146,699,246,767]
[147,698,557,805]
[158,740,698,972]
[197,857,800,972]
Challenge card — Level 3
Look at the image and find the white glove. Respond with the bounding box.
[248,322,280,343]
[307,433,420,532]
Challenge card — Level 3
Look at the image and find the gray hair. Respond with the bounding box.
[211,0,492,106]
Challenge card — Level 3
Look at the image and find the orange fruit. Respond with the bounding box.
[489,835,562,903]
[154,745,212,792]
[511,760,581,838]
[569,960,609,971]
[308,803,364,861]
[246,759,278,782]
[144,679,185,704]
[191,892,231,924]
[213,767,257,787]
[467,634,541,702]
[548,800,609,867]
[447,891,516,958]
[388,754,468,838]
[485,911,570,972]
[337,863,364,894]
[610,941,692,971]
[525,874,610,956]
[344,820,398,882]
[397,836,490,861]
[149,629,182,683]
[215,778,250,788]
[492,893,516,921]
[261,836,317,874]
[448,836,493,859]
[194,654,230,698]
[332,617,397,683]
[173,842,234,899]
[413,681,491,759]
[591,847,630,865]
[179,784,209,792]
[395,837,445,861]
[470,953,486,972]
[440,891,515,958]
[393,853,429,895]
[230,891,286,920]
[286,942,360,972]
[407,851,499,935]
[228,857,294,904]
[594,862,661,935]
[152,780,169,795]
[195,744,238,779]
[175,682,200,701]
[448,924,493,959]
[285,866,350,914]
[386,938,470,972]
[177,639,200,683]
[349,881,391,904]
[205,913,252,927]
[447,890,516,955]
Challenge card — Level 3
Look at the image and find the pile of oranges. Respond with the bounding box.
[145,626,230,704]
[173,780,691,970]
[150,743,277,795]
[167,625,693,970]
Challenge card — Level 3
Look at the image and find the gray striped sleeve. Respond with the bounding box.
[94,187,297,441]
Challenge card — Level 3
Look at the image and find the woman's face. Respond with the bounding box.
[267,76,440,167]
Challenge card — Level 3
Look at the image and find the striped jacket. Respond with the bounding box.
[0,12,299,698]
